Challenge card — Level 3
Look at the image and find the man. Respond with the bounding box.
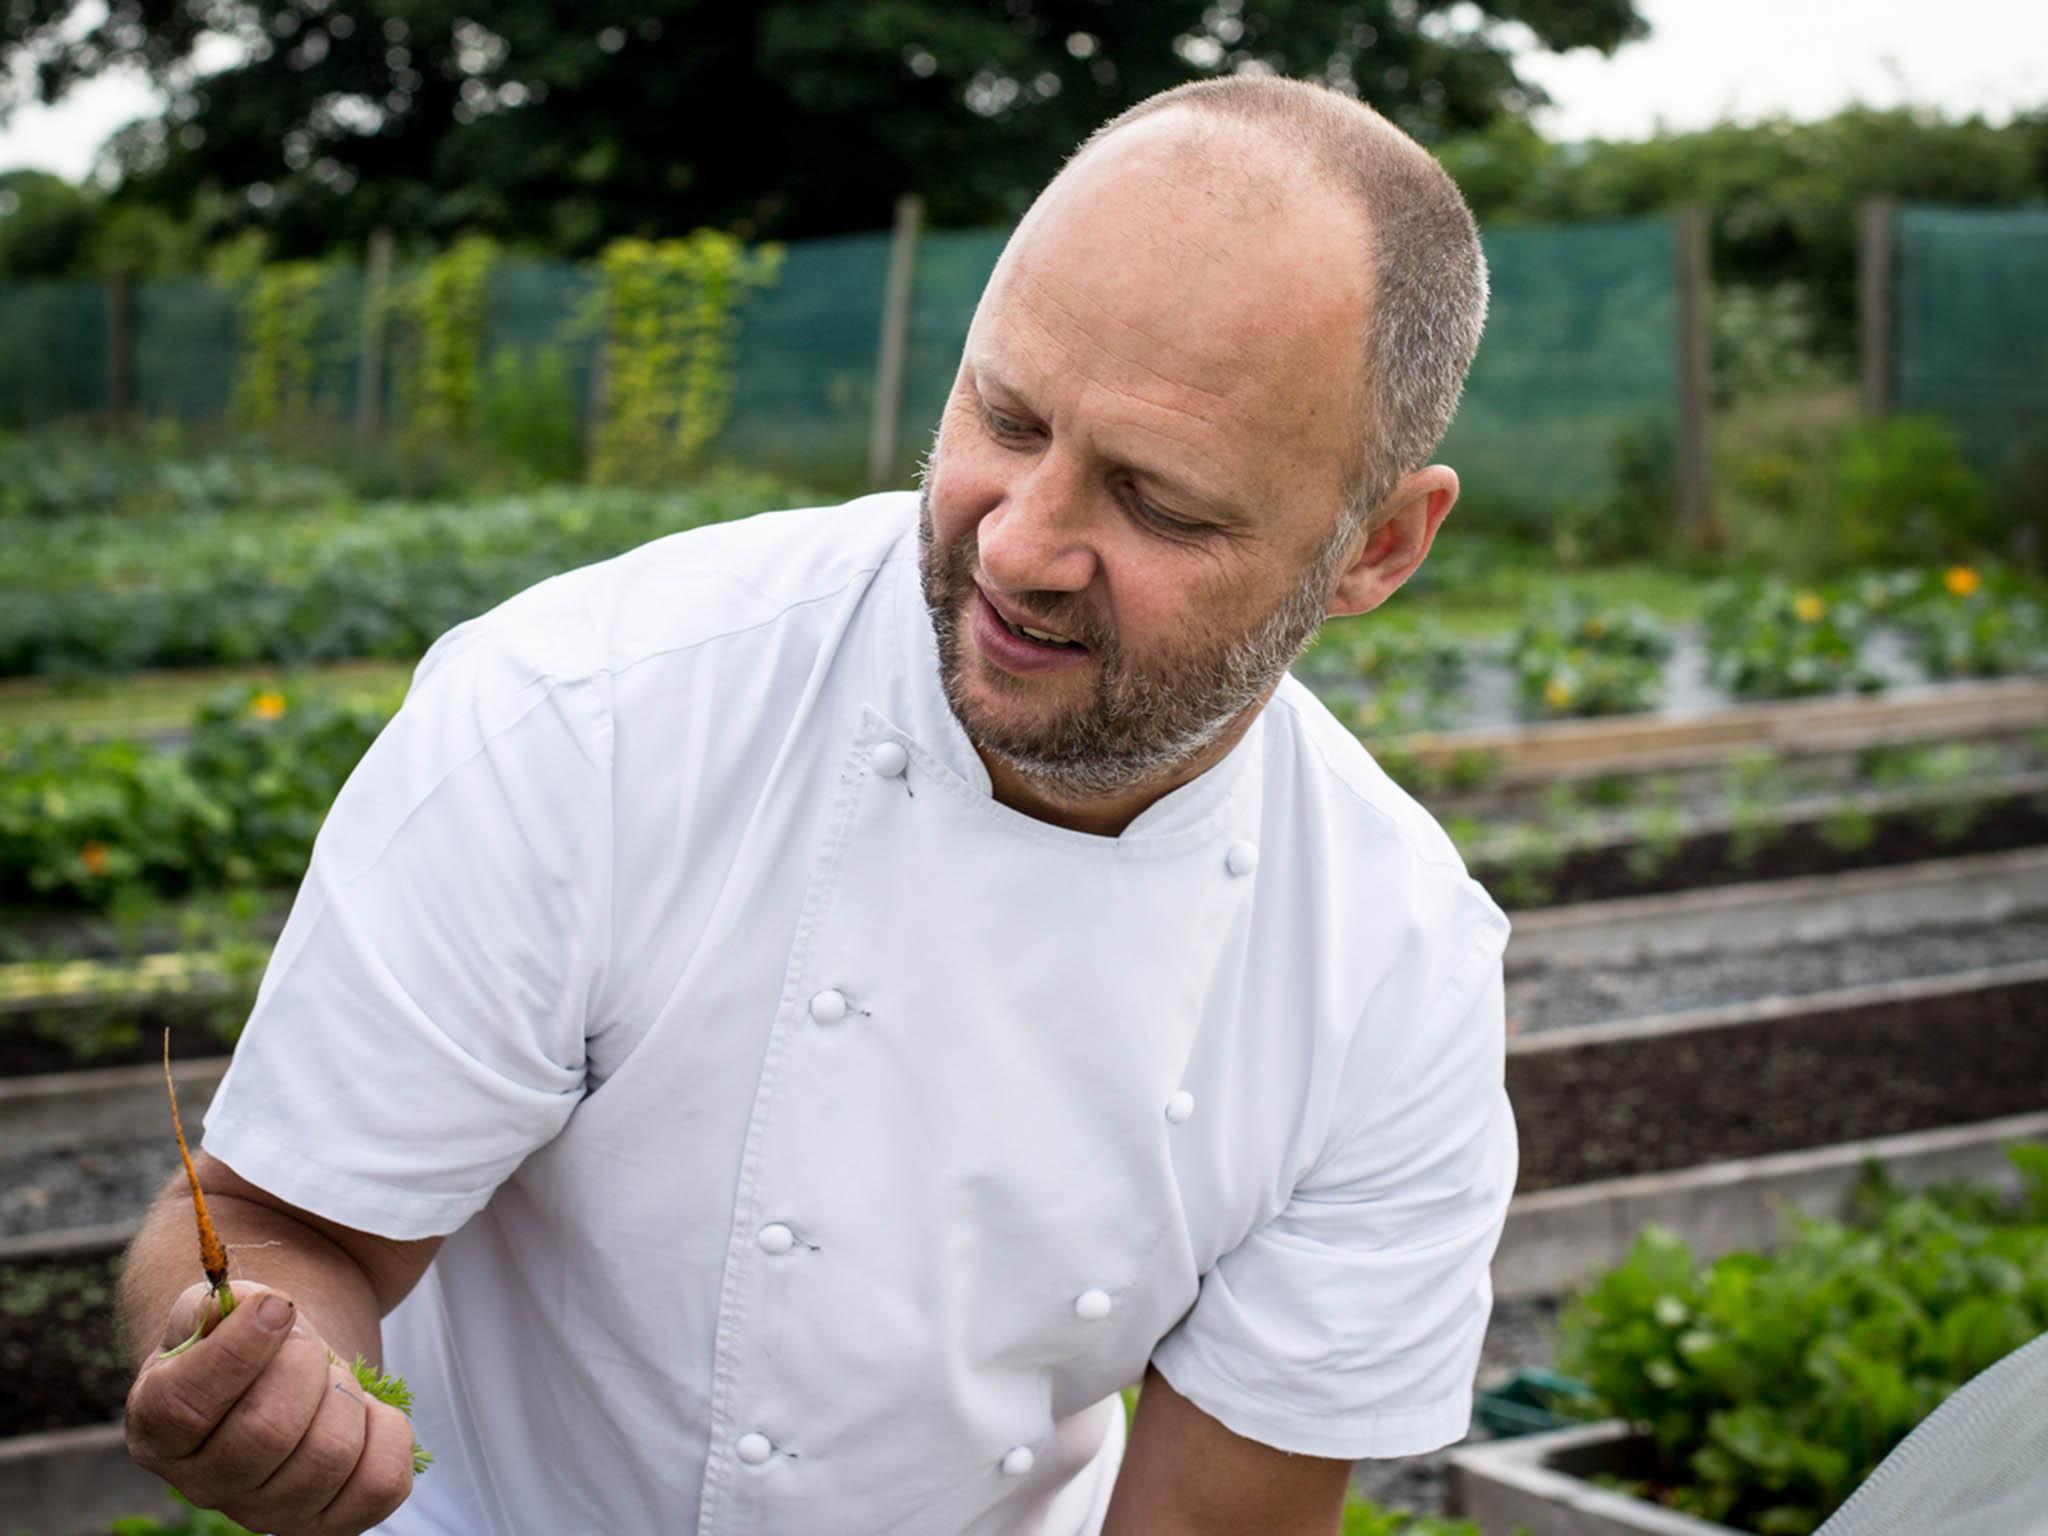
[121,73,1508,1536]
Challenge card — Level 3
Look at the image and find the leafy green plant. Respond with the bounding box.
[1889,563,2048,679]
[1833,415,1996,567]
[226,261,332,431]
[1702,576,1885,699]
[398,235,499,443]
[0,684,390,909]
[1512,598,1672,718]
[480,342,585,483]
[0,477,794,677]
[589,231,784,485]
[1558,1144,2048,1534]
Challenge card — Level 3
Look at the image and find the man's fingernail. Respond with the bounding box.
[257,1295,293,1331]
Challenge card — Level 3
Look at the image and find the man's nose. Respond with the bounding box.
[976,451,1099,597]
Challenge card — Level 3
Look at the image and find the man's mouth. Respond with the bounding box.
[977,587,1088,651]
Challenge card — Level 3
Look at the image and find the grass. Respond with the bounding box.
[0,660,411,738]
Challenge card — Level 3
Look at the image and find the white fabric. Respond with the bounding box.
[202,491,1516,1536]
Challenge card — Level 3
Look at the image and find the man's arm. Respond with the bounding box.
[1102,1364,1353,1536]
[119,1151,443,1373]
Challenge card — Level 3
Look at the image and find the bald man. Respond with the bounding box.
[121,75,1508,1536]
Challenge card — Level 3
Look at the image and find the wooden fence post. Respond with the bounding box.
[1860,198,1897,418]
[868,192,924,490]
[105,274,135,425]
[1673,203,1718,554]
[356,227,393,440]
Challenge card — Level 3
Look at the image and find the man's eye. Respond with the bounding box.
[981,404,1033,440]
[1128,492,1205,538]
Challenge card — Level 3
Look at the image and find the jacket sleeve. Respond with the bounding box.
[1149,908,1516,1459]
[201,616,614,1239]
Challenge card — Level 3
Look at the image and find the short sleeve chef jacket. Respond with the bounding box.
[202,490,1517,1536]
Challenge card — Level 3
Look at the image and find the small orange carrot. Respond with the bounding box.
[163,1028,234,1321]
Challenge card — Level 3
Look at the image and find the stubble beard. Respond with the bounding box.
[914,457,1351,804]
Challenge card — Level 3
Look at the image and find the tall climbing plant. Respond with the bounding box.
[398,234,499,442]
[590,231,783,486]
[220,234,329,430]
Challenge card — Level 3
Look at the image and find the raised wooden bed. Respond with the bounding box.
[1446,1422,1736,1534]
[1399,673,2048,785]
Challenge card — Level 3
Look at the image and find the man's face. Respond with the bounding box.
[918,116,1372,803]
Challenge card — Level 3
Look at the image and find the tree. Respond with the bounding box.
[1,1,1643,256]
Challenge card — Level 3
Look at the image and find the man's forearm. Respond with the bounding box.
[118,1176,387,1373]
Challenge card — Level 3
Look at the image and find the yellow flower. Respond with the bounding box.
[1793,591,1826,624]
[80,841,109,877]
[1581,617,1607,640]
[1544,677,1575,710]
[249,690,288,720]
[1944,565,1981,598]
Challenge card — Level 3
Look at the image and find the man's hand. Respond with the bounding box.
[125,1279,418,1536]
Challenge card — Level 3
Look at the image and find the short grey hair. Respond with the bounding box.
[1073,76,1489,539]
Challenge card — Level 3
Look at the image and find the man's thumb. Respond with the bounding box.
[157,1278,288,1354]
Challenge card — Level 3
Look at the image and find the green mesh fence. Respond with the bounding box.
[715,231,893,483]
[1440,217,1679,531]
[1896,205,2048,482]
[0,217,1683,518]
[0,280,107,425]
[134,277,237,418]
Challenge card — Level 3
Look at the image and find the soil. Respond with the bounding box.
[0,1251,132,1437]
[1475,784,2048,909]
[0,998,240,1077]
[1512,971,2048,1191]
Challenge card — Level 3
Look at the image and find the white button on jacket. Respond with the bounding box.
[203,494,1516,1536]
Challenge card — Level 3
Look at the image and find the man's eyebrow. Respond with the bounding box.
[971,365,1254,527]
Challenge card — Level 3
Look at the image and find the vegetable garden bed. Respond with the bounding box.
[1509,961,2048,1191]
[1471,771,2048,909]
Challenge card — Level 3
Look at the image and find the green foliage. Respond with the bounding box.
[1889,564,2048,679]
[225,252,331,431]
[1338,1499,1499,1535]
[0,424,351,519]
[590,232,784,486]
[1701,577,1885,699]
[1832,416,1994,568]
[1558,1145,2048,1533]
[347,1353,434,1474]
[109,1494,257,1535]
[1512,599,1672,718]
[480,343,585,483]
[0,168,95,277]
[0,477,793,677]
[399,235,499,443]
[0,684,390,909]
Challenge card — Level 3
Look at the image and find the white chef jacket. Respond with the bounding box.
[201,490,1516,1536]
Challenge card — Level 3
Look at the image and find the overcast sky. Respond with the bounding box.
[2,0,2044,182]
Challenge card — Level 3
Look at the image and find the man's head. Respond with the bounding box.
[918,75,1487,807]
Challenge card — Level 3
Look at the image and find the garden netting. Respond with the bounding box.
[1896,204,2048,483]
[0,216,1683,516]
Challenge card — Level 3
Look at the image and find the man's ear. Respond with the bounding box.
[1327,465,1459,620]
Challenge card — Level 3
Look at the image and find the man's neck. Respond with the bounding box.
[975,693,1273,838]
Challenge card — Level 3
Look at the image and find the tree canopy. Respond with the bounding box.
[2,0,1643,255]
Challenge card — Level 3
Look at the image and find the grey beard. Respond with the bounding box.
[915,456,1349,804]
